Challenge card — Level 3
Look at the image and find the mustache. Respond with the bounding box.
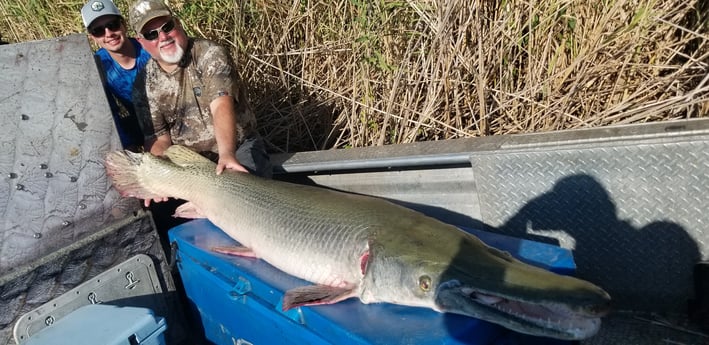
[159,38,175,49]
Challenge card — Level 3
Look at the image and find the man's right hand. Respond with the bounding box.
[144,197,169,208]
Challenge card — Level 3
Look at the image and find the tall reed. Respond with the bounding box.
[1,0,707,152]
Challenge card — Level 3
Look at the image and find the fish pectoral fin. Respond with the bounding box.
[173,202,206,219]
[282,285,357,311]
[211,245,258,258]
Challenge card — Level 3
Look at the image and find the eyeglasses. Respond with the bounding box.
[89,18,122,37]
[140,19,176,41]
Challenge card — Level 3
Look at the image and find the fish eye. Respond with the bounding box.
[419,275,432,291]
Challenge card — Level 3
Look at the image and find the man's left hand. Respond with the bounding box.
[216,154,249,175]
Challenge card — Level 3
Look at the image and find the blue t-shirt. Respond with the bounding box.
[96,38,151,148]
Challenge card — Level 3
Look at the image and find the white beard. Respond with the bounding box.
[159,40,184,64]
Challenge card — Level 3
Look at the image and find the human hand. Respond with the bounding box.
[144,196,169,208]
[216,155,249,175]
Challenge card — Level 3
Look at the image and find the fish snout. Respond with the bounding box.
[578,296,612,318]
[569,287,612,318]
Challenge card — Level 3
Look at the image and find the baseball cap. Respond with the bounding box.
[81,0,121,28]
[129,0,173,34]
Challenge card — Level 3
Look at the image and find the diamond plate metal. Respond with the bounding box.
[470,137,709,312]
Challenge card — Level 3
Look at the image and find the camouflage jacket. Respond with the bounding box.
[133,38,256,153]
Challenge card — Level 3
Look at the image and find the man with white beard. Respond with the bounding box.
[128,0,271,180]
[128,0,271,245]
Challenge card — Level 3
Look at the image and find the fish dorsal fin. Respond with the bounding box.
[163,145,215,168]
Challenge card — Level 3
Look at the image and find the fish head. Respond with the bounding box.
[359,218,611,340]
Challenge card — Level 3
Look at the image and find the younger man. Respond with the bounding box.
[82,0,151,151]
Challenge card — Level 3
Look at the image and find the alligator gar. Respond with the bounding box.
[104,145,610,340]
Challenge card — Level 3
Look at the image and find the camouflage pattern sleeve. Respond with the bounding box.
[195,40,256,136]
[197,41,236,103]
[132,68,156,142]
[132,62,168,141]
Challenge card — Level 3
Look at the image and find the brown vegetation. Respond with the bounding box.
[2,0,707,153]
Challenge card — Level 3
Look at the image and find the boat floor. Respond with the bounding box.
[581,311,707,345]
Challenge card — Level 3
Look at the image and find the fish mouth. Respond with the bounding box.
[435,280,610,340]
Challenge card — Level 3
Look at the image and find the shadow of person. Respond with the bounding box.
[495,174,701,313]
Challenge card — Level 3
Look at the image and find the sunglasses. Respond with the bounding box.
[89,18,122,37]
[140,19,176,41]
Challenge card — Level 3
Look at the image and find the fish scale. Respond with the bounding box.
[104,145,612,341]
[263,213,369,285]
[163,166,372,286]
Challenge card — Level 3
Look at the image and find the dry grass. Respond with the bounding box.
[1,0,707,153]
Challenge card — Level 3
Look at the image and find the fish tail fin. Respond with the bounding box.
[104,150,166,200]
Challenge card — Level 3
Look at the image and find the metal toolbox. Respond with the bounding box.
[169,218,576,345]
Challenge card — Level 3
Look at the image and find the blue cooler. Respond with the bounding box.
[169,219,575,345]
[23,304,167,345]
